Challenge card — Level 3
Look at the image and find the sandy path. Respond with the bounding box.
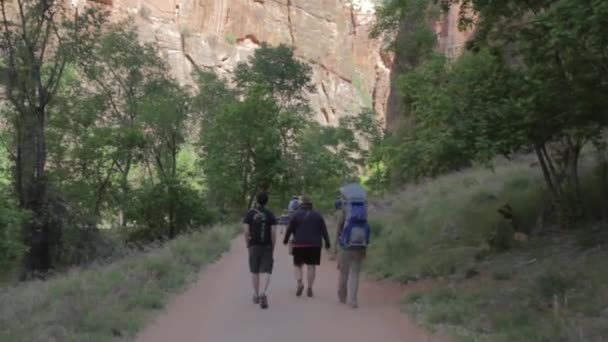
[136,235,443,342]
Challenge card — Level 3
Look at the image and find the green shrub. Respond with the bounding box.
[225,33,236,45]
[125,178,218,242]
[0,190,27,274]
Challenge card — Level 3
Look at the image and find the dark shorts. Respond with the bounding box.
[292,247,322,266]
[248,245,273,274]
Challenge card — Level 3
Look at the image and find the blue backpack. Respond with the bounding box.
[339,200,370,248]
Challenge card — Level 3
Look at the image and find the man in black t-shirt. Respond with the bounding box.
[242,192,277,309]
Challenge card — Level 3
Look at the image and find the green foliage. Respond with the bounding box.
[0,5,376,271]
[234,43,314,106]
[224,33,236,44]
[125,178,217,241]
[372,0,440,70]
[372,0,608,223]
[196,44,372,212]
[198,87,283,209]
[0,191,27,273]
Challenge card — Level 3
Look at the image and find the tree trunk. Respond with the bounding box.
[565,139,583,221]
[535,143,560,201]
[18,108,51,278]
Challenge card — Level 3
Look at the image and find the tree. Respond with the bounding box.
[234,43,313,108]
[197,45,313,211]
[0,0,106,275]
[373,0,608,224]
[139,79,195,238]
[198,86,282,210]
[80,23,169,226]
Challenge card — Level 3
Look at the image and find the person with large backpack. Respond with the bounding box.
[287,195,300,217]
[243,192,278,309]
[336,183,370,309]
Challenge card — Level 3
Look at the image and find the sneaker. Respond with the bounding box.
[349,302,358,309]
[259,294,268,309]
[307,288,313,297]
[253,294,260,304]
[296,282,304,297]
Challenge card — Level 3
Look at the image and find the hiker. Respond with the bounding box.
[283,195,331,297]
[243,192,278,309]
[334,196,343,211]
[287,195,300,218]
[336,183,370,309]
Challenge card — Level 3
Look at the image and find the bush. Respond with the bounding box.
[125,178,218,242]
[0,190,27,274]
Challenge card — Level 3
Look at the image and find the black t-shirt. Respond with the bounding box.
[243,206,277,246]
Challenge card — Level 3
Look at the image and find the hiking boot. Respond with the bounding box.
[259,294,268,309]
[307,288,313,298]
[253,294,260,304]
[296,281,304,297]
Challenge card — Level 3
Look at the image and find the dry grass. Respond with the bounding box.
[403,230,608,342]
[365,153,608,341]
[0,224,239,342]
[367,155,546,280]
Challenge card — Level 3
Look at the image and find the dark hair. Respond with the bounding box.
[256,192,269,206]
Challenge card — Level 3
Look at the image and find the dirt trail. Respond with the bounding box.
[136,236,444,342]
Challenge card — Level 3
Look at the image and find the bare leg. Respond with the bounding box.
[294,265,303,283]
[306,265,316,289]
[338,250,352,304]
[260,273,271,294]
[294,265,304,296]
[348,251,363,308]
[251,273,260,296]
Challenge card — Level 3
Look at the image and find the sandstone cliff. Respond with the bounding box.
[80,0,469,127]
[91,0,388,125]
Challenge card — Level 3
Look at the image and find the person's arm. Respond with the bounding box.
[243,210,252,247]
[283,218,294,244]
[243,224,249,246]
[320,217,330,249]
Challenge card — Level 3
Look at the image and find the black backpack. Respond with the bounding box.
[249,208,270,245]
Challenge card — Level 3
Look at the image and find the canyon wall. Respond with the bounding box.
[95,0,388,125]
[77,0,470,127]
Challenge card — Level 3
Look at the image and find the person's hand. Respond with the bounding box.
[325,242,331,250]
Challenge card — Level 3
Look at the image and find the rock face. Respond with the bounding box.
[385,4,474,129]
[80,0,470,128]
[95,0,388,125]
